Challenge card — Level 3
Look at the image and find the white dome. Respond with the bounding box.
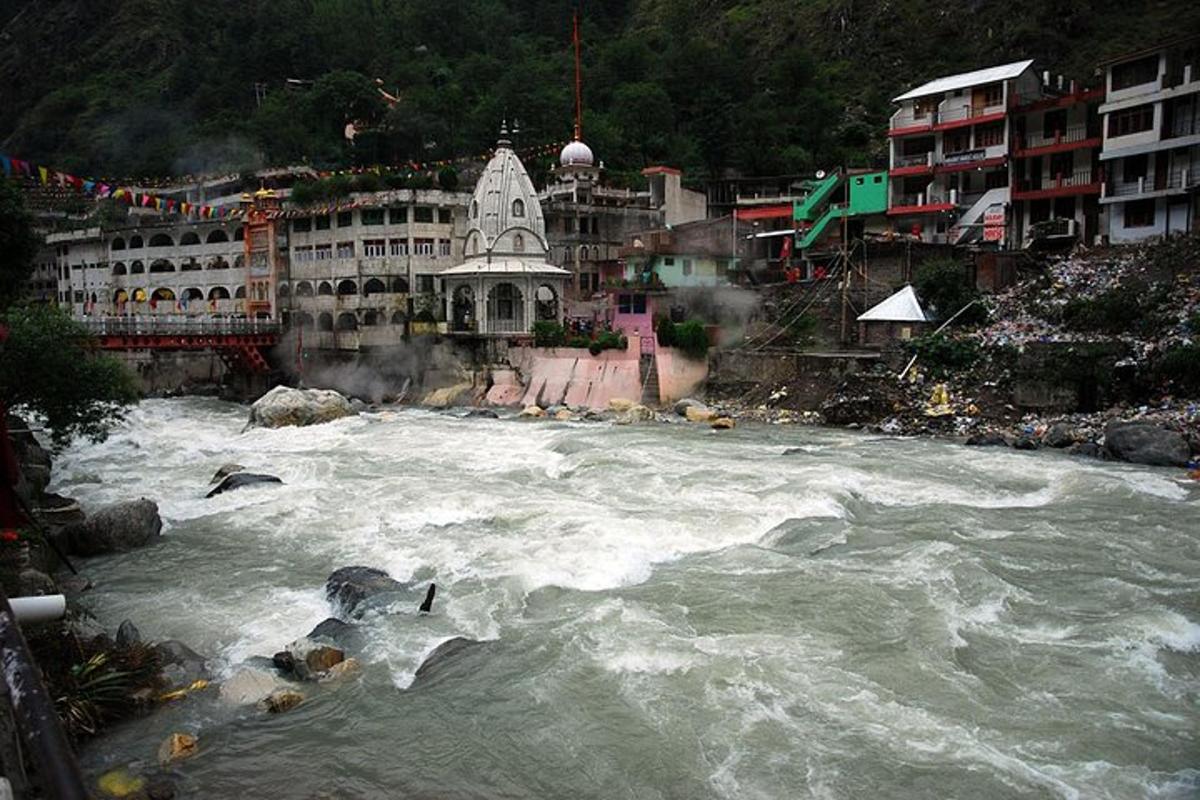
[456,136,551,263]
[559,139,595,167]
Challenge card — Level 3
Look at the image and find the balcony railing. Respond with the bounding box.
[1020,124,1091,150]
[1107,167,1195,197]
[893,152,933,168]
[1017,167,1103,193]
[938,102,1006,124]
[892,190,950,208]
[79,317,281,336]
[890,109,936,131]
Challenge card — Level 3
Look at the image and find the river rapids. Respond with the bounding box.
[51,398,1199,799]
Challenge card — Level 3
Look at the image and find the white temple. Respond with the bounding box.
[441,127,571,335]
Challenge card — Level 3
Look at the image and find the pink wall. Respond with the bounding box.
[498,342,644,410]
[611,313,654,354]
[654,346,708,404]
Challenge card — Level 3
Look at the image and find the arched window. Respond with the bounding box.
[183,287,204,302]
[235,286,246,299]
[362,310,379,326]
[337,279,357,296]
[233,227,245,242]
[149,233,173,247]
[392,277,410,293]
[318,312,334,331]
[129,235,144,249]
[278,283,290,298]
[486,283,524,333]
[112,262,127,276]
[295,281,314,297]
[180,232,201,246]
[390,310,407,325]
[208,286,231,300]
[317,281,333,296]
[181,259,201,271]
[111,237,126,251]
[296,312,315,330]
[512,199,525,217]
[471,200,478,218]
[207,257,228,270]
[113,289,128,304]
[151,288,175,302]
[130,260,145,274]
[363,278,386,296]
[206,230,228,244]
[336,312,357,331]
[514,233,524,252]
[149,259,175,273]
[535,285,558,321]
[233,255,245,269]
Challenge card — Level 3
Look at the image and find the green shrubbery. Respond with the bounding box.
[1155,344,1200,395]
[906,333,981,378]
[1061,283,1168,336]
[660,319,710,360]
[589,330,627,355]
[914,258,987,326]
[532,321,566,347]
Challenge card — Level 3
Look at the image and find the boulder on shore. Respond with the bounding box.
[205,472,283,498]
[64,499,162,556]
[519,405,546,418]
[685,406,719,423]
[711,417,736,430]
[325,566,407,617]
[156,640,210,686]
[248,386,356,429]
[673,398,706,417]
[1042,423,1076,449]
[306,617,366,652]
[281,637,345,681]
[615,404,655,425]
[965,433,1009,448]
[1104,421,1191,467]
[608,398,636,413]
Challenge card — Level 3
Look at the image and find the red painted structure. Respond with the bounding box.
[83,319,279,374]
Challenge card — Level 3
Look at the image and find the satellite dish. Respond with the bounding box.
[815,170,827,179]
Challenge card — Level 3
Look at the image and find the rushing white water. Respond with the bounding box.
[52,398,1200,799]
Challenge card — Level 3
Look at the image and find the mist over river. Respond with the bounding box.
[51,398,1200,799]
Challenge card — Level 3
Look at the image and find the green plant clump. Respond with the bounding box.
[533,320,566,347]
[1061,283,1167,336]
[1155,344,1200,396]
[906,333,981,378]
[672,319,711,360]
[655,316,677,348]
[914,259,986,326]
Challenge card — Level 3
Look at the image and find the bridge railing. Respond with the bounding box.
[79,316,281,337]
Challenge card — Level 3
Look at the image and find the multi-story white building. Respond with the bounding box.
[1099,35,1200,242]
[887,59,1040,246]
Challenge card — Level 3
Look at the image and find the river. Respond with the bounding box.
[50,398,1199,799]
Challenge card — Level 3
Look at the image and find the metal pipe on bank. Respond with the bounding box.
[0,592,89,799]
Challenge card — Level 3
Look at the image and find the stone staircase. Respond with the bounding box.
[640,353,660,407]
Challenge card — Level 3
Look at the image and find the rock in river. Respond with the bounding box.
[63,499,162,556]
[1104,421,1190,467]
[325,566,407,618]
[206,472,283,498]
[248,386,356,429]
[412,637,487,686]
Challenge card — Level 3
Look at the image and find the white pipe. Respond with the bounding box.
[10,595,66,625]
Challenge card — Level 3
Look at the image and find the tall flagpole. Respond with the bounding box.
[573,7,583,141]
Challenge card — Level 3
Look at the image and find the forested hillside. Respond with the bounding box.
[1,0,1196,182]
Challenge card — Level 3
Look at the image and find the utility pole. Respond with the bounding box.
[839,168,850,345]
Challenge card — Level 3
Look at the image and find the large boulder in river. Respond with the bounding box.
[325,566,407,618]
[205,472,283,498]
[412,637,487,686]
[64,499,162,556]
[306,617,366,653]
[1104,421,1190,467]
[248,386,356,429]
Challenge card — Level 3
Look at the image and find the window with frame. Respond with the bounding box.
[363,239,386,258]
[1111,56,1159,91]
[438,208,451,224]
[1124,154,1149,182]
[293,217,312,233]
[315,245,332,260]
[975,122,1004,148]
[1108,105,1154,137]
[913,97,937,119]
[337,211,353,227]
[315,215,331,230]
[1049,152,1074,180]
[389,207,407,224]
[944,129,971,154]
[716,259,729,278]
[336,241,355,259]
[438,239,451,257]
[1124,198,1156,228]
[414,207,434,223]
[1042,109,1068,139]
[361,209,385,226]
[414,238,434,255]
[981,83,1003,108]
[294,246,313,262]
[389,239,408,256]
[663,257,675,266]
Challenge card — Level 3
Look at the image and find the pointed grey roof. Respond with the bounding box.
[857,285,928,323]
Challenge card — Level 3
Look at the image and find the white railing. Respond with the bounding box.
[893,152,933,168]
[938,102,1005,124]
[890,108,936,130]
[79,316,280,335]
[1023,124,1090,149]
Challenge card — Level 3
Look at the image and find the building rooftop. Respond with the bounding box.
[857,285,928,323]
[893,59,1034,102]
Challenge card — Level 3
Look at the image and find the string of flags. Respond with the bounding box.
[1,153,238,220]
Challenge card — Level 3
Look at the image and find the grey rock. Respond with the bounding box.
[282,636,346,680]
[1042,423,1075,449]
[464,408,499,419]
[1068,442,1105,459]
[412,637,486,685]
[205,472,283,498]
[672,398,707,417]
[1104,421,1190,467]
[1013,435,1040,451]
[248,386,356,429]
[64,499,162,556]
[325,566,406,618]
[306,617,366,652]
[209,463,245,484]
[116,619,141,647]
[155,640,210,684]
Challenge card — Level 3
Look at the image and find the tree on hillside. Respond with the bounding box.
[0,183,137,447]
